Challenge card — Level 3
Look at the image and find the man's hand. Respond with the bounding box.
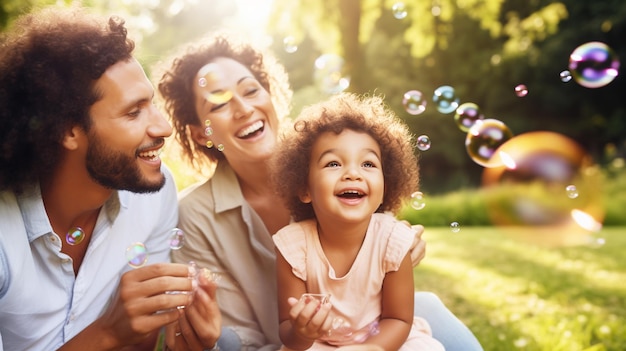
[95,263,194,348]
[165,268,222,351]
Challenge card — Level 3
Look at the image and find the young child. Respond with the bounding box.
[270,93,445,351]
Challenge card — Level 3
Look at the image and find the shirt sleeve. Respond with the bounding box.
[272,223,308,281]
[382,216,414,273]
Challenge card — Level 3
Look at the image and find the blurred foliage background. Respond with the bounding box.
[2,0,624,194]
[3,2,625,349]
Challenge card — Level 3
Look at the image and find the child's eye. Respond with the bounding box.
[325,161,340,167]
[363,161,376,168]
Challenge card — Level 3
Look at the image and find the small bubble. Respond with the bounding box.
[454,102,485,132]
[410,191,426,210]
[515,84,528,97]
[416,135,431,151]
[126,242,148,268]
[450,221,460,233]
[392,2,408,19]
[433,86,460,114]
[560,70,572,82]
[565,185,578,199]
[283,36,298,53]
[169,228,185,250]
[402,90,427,115]
[66,227,85,245]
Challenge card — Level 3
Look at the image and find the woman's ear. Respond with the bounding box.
[189,124,209,147]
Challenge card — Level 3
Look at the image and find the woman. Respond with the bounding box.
[156,32,483,351]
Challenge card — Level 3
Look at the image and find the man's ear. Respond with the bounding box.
[299,191,311,204]
[62,126,84,151]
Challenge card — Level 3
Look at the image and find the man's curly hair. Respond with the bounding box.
[155,31,292,171]
[0,6,135,193]
[270,93,420,222]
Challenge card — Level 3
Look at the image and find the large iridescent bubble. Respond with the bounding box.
[568,41,620,88]
[482,131,604,247]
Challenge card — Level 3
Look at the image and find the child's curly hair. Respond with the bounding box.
[270,93,420,222]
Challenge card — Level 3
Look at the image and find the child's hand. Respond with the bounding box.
[287,296,333,340]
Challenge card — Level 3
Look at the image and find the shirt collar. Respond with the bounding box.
[17,183,123,243]
[211,161,246,213]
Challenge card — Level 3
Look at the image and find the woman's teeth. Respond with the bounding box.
[238,120,264,138]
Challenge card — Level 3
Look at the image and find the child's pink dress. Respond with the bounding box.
[273,213,445,351]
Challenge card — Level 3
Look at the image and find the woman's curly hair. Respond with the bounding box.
[0,6,135,193]
[270,93,420,222]
[155,31,292,171]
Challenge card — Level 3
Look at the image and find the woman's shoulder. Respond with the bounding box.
[178,178,215,211]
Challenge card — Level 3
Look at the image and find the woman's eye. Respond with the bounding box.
[245,88,259,96]
[128,108,141,117]
[210,103,227,112]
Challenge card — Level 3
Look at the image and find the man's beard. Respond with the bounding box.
[86,134,165,194]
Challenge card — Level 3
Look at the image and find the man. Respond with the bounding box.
[0,6,219,350]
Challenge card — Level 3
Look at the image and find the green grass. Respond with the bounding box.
[413,226,625,351]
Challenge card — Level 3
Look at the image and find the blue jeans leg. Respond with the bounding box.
[413,291,483,351]
[214,326,242,351]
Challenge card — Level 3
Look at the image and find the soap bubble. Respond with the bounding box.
[392,2,408,19]
[410,191,426,210]
[514,84,528,97]
[566,185,579,199]
[433,85,460,114]
[416,135,431,151]
[66,227,85,245]
[126,242,148,268]
[169,228,185,250]
[402,90,427,115]
[196,63,233,104]
[454,102,484,132]
[559,70,572,82]
[283,36,298,53]
[450,222,461,233]
[314,54,350,94]
[568,41,620,88]
[465,119,513,167]
[482,131,604,247]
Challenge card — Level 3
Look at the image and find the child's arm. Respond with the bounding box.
[364,252,415,351]
[276,248,333,350]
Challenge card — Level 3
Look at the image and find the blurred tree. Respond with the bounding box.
[267,0,626,193]
[3,0,624,193]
